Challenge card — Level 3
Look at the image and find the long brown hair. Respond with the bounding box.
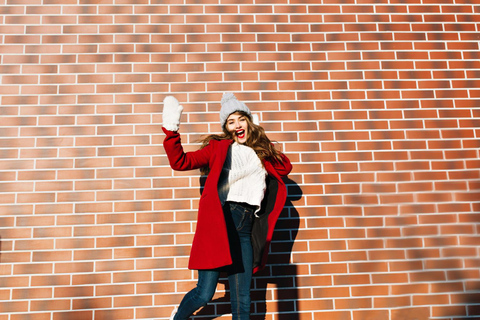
[200,111,283,174]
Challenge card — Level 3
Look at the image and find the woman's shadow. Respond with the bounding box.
[193,177,302,320]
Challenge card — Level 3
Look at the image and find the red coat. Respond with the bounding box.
[162,127,292,274]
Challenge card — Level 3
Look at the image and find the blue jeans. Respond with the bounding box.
[174,202,254,320]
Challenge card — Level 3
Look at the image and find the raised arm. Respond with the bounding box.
[162,96,211,171]
[162,128,212,171]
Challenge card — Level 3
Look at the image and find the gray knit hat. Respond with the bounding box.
[220,92,251,128]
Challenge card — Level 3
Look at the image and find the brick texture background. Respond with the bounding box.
[1,0,479,319]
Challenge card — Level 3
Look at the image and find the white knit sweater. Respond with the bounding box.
[218,142,267,212]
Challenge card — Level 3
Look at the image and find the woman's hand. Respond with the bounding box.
[162,96,184,132]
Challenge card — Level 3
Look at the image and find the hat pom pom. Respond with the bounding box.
[221,92,236,104]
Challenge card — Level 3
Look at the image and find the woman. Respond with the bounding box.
[162,92,292,320]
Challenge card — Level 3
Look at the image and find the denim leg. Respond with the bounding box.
[227,203,254,320]
[174,270,220,320]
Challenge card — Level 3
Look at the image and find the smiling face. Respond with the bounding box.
[225,112,249,144]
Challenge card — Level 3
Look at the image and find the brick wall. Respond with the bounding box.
[0,1,479,319]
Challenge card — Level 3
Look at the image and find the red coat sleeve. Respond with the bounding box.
[162,127,212,171]
[270,153,292,177]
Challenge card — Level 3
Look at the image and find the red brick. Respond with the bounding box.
[353,309,390,320]
[336,297,372,309]
[30,300,71,312]
[391,307,431,320]
[391,283,428,296]
[331,250,367,262]
[96,284,135,297]
[333,274,370,286]
[10,313,51,320]
[52,310,93,320]
[366,227,401,238]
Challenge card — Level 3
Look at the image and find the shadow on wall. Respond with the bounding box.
[193,178,302,320]
[398,205,480,319]
[465,290,480,318]
[49,286,115,320]
[253,177,302,320]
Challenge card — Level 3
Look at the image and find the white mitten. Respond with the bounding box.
[162,96,183,132]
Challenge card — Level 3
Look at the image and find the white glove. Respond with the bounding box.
[162,96,183,132]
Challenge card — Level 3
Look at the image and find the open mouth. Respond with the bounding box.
[235,129,245,139]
